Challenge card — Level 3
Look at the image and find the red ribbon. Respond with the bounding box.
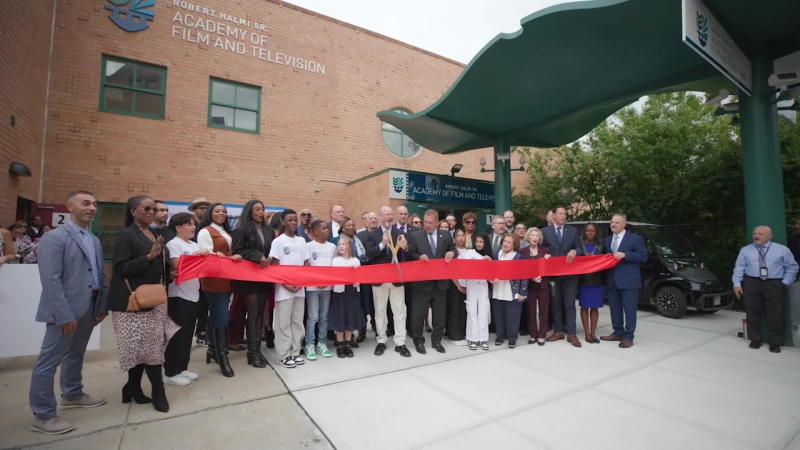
[176,254,618,287]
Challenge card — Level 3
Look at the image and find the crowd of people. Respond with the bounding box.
[15,190,800,436]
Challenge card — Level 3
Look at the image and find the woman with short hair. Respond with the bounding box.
[490,233,528,349]
[519,227,551,345]
[108,196,178,413]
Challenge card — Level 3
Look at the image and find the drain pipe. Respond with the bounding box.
[38,0,57,202]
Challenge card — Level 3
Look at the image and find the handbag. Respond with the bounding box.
[125,250,167,311]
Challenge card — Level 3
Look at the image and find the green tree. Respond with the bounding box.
[513,92,800,294]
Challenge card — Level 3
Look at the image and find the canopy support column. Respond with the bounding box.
[740,49,791,345]
[493,134,512,215]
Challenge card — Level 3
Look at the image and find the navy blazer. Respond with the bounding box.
[364,225,408,286]
[406,228,455,291]
[491,251,530,299]
[541,224,584,257]
[603,231,648,290]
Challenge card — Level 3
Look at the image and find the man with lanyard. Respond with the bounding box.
[733,226,798,353]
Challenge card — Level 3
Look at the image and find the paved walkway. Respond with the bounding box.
[2,308,799,450]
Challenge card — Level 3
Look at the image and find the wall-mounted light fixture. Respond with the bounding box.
[480,155,526,173]
[8,162,32,177]
[450,164,463,177]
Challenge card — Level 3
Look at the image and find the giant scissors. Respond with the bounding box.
[385,231,406,283]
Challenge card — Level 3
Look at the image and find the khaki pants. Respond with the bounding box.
[274,296,305,360]
[372,283,407,346]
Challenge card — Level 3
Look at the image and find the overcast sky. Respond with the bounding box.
[284,0,582,64]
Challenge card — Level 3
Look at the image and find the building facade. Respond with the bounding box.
[1,0,529,252]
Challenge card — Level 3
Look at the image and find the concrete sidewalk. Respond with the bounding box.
[2,308,799,450]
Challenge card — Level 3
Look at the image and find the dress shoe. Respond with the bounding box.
[395,345,411,357]
[374,343,386,356]
[600,334,622,342]
[769,345,781,353]
[387,329,395,337]
[508,341,516,349]
[415,343,427,354]
[494,338,505,346]
[349,337,360,348]
[356,330,366,343]
[528,339,536,345]
[749,341,762,349]
[619,340,633,349]
[432,343,446,353]
[546,332,564,342]
[567,335,582,348]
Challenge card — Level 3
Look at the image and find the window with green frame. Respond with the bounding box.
[99,56,166,119]
[91,203,126,262]
[207,78,261,133]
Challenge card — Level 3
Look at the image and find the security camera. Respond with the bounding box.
[704,89,729,107]
[768,72,800,90]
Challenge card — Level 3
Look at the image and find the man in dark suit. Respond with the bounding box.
[327,204,346,243]
[364,206,411,357]
[601,213,648,348]
[406,209,455,354]
[26,216,44,241]
[29,191,108,435]
[355,226,375,342]
[541,206,584,347]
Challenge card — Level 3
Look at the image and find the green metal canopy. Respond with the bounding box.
[377,0,800,153]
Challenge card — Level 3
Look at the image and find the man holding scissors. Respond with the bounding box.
[365,206,411,357]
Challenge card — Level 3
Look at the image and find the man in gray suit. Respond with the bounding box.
[29,190,108,435]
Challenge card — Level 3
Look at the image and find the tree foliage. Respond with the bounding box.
[513,92,800,292]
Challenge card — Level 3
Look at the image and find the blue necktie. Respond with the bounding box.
[429,232,437,255]
[556,226,563,244]
[80,230,100,289]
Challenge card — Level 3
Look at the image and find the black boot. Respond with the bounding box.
[122,364,151,404]
[144,365,169,413]
[246,316,267,368]
[210,326,235,376]
[205,321,215,365]
[265,329,275,349]
[256,312,268,366]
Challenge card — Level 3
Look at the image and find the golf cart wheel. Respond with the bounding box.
[655,286,687,319]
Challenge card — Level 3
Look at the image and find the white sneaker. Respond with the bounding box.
[305,344,317,361]
[452,340,467,346]
[165,374,191,386]
[468,341,478,350]
[480,341,489,350]
[293,355,305,365]
[181,370,199,381]
[280,357,296,368]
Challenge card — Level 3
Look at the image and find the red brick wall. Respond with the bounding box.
[38,0,528,220]
[0,0,54,227]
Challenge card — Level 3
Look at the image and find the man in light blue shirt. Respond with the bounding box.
[732,226,799,353]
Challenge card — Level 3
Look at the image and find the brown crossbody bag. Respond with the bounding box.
[125,250,167,311]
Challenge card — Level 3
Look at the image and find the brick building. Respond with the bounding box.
[1,0,529,257]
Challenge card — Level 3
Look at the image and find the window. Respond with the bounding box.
[208,78,261,133]
[90,203,125,262]
[99,56,166,119]
[381,108,420,158]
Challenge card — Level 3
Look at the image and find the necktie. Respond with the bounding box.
[429,232,437,255]
[80,230,100,289]
[612,234,619,252]
[556,227,562,243]
[492,235,499,253]
[399,225,405,232]
[758,245,767,279]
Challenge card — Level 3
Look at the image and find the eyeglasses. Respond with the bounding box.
[464,220,476,224]
[142,206,156,212]
[301,213,312,217]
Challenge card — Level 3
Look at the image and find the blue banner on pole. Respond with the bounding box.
[405,172,495,207]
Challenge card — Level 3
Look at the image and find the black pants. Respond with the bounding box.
[411,286,446,345]
[195,291,208,336]
[164,296,199,377]
[492,299,523,342]
[405,284,414,333]
[743,276,786,346]
[446,285,467,341]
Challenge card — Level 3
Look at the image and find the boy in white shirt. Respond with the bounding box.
[268,209,310,368]
[304,220,336,360]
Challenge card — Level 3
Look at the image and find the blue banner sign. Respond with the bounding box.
[404,172,495,207]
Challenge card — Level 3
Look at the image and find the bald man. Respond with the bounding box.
[733,226,798,353]
[327,205,346,243]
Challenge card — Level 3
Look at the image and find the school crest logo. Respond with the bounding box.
[283,246,290,255]
[392,176,404,193]
[311,251,319,260]
[106,0,154,33]
[696,12,708,47]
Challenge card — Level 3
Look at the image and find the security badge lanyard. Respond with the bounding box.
[758,244,770,278]
[386,231,404,284]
